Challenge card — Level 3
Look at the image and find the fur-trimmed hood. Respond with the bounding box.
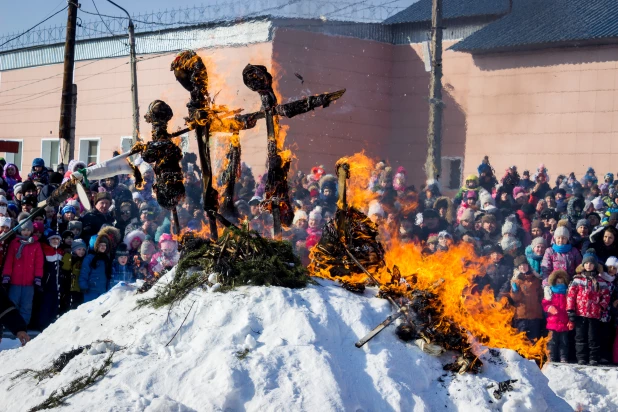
[547,269,569,286]
[433,196,455,225]
[97,226,122,251]
[124,229,147,249]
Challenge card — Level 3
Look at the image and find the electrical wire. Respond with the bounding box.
[0,5,69,48]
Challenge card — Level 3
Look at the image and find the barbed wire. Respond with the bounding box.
[0,1,408,52]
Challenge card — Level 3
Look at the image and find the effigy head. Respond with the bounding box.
[171,50,205,92]
[242,64,273,92]
[144,100,173,126]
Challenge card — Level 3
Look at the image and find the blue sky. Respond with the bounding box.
[0,0,211,34]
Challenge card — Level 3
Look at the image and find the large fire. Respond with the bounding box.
[309,153,548,366]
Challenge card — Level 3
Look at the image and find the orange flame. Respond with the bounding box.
[338,152,380,210]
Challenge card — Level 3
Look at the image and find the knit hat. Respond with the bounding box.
[32,158,45,168]
[159,233,177,248]
[606,256,618,269]
[531,219,543,230]
[0,217,11,227]
[61,205,76,215]
[500,236,521,252]
[21,180,36,194]
[466,190,478,199]
[132,192,142,201]
[460,208,475,222]
[531,237,546,248]
[95,191,112,204]
[582,249,598,266]
[13,182,23,195]
[576,219,590,229]
[479,191,493,206]
[68,220,82,232]
[116,243,130,257]
[33,222,44,233]
[427,234,439,244]
[71,238,87,253]
[554,226,570,239]
[140,239,156,255]
[513,187,525,200]
[62,230,74,239]
[22,196,37,207]
[309,206,323,221]
[47,231,61,241]
[20,220,33,232]
[481,214,496,224]
[514,255,528,267]
[293,210,308,225]
[502,221,518,236]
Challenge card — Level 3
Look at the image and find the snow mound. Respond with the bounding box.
[544,363,618,411]
[0,273,570,411]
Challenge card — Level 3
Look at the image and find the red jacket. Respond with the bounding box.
[2,237,44,286]
[567,268,611,320]
[542,291,569,332]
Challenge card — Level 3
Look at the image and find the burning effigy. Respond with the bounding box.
[308,153,548,373]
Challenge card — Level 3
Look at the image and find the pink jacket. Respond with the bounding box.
[3,237,44,286]
[542,292,569,332]
[541,247,582,280]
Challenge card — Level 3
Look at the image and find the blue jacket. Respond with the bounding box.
[79,253,109,302]
[110,261,134,288]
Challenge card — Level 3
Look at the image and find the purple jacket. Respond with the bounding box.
[541,247,582,280]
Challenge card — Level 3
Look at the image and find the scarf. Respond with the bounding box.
[552,243,572,253]
[90,252,112,279]
[550,284,567,294]
[581,270,600,292]
[16,235,34,259]
[601,272,616,283]
[525,246,543,272]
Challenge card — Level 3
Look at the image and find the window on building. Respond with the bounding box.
[120,136,132,154]
[41,139,60,170]
[441,157,463,190]
[3,140,23,171]
[79,139,100,165]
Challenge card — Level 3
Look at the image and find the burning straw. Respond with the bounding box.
[137,223,314,309]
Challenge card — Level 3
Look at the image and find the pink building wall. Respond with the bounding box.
[2,29,618,191]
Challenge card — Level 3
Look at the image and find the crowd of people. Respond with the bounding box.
[2,151,618,367]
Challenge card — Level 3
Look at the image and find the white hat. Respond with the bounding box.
[0,195,7,204]
[606,256,618,268]
[132,192,142,201]
[592,196,604,211]
[293,210,308,224]
[502,221,518,236]
[367,200,385,218]
[0,217,11,227]
[13,183,23,195]
[479,191,494,208]
[309,206,323,221]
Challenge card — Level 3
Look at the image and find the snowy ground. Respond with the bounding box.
[0,273,572,411]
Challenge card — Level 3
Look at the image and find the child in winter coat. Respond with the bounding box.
[0,217,11,271]
[526,237,546,274]
[510,255,544,341]
[541,226,582,283]
[151,234,179,274]
[456,191,478,224]
[39,232,65,330]
[601,256,618,363]
[61,239,87,309]
[124,230,146,261]
[134,240,155,281]
[28,158,49,184]
[542,270,572,362]
[1,220,44,324]
[567,250,612,365]
[79,235,112,303]
[305,207,323,249]
[110,243,134,288]
[3,163,22,200]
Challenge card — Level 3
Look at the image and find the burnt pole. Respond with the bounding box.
[107,0,140,144]
[59,0,78,164]
[425,0,443,184]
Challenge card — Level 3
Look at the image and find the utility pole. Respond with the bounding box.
[425,0,443,184]
[59,0,78,164]
[107,0,140,144]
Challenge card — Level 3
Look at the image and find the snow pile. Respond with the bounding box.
[0,273,570,411]
[544,363,618,411]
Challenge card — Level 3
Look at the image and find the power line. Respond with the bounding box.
[0,5,69,48]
